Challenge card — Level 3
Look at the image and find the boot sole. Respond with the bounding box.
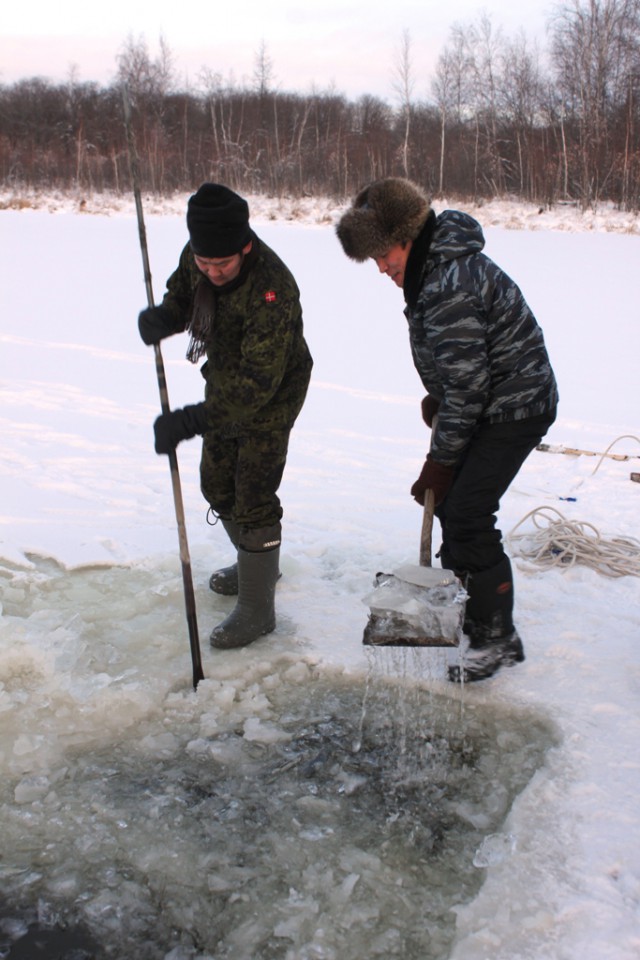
[448,651,524,683]
[209,620,276,650]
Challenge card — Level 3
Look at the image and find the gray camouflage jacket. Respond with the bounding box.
[404,210,558,465]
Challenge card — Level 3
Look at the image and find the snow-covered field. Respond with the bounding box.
[4,187,640,235]
[0,192,639,959]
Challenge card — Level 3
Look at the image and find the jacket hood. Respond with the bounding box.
[403,209,486,309]
[430,210,485,262]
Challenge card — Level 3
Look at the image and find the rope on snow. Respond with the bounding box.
[509,434,640,577]
[507,506,640,579]
[589,434,640,475]
[536,434,640,470]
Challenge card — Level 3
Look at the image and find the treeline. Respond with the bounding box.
[2,0,640,210]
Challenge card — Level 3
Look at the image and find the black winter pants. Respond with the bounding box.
[436,413,555,576]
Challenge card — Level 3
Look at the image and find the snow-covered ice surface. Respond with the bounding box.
[0,191,639,959]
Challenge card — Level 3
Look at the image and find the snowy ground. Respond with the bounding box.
[0,192,639,959]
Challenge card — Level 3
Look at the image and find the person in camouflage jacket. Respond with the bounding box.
[337,178,558,683]
[138,183,313,651]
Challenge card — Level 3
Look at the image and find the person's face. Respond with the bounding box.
[373,240,412,288]
[194,241,253,286]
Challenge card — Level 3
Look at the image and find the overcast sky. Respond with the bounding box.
[2,0,554,101]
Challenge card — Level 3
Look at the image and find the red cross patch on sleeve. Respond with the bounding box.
[264,290,277,303]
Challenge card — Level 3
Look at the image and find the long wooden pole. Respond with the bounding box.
[122,85,204,690]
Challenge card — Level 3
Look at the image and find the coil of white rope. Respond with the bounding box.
[507,506,640,578]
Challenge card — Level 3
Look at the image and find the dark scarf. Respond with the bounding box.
[185,234,259,363]
[403,209,437,310]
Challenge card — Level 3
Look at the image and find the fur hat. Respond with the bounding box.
[187,183,252,258]
[336,178,431,261]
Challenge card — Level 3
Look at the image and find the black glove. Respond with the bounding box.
[411,454,455,506]
[421,394,440,428]
[138,306,180,346]
[153,403,209,455]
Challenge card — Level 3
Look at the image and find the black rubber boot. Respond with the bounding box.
[209,518,240,596]
[449,556,525,683]
[448,622,525,682]
[209,546,280,650]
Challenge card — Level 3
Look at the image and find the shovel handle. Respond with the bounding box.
[419,411,438,567]
[420,489,434,567]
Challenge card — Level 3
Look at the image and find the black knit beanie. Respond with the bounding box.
[186,183,252,258]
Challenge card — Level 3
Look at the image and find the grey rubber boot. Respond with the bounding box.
[209,546,280,649]
[209,518,240,596]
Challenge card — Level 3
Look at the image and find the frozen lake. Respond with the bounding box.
[1,202,639,959]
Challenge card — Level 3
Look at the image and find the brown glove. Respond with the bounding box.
[421,394,440,428]
[411,454,454,506]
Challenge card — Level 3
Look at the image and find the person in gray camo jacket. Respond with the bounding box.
[337,178,558,682]
[138,183,313,651]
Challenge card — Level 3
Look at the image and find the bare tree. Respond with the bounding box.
[432,28,473,195]
[465,14,507,195]
[392,29,415,177]
[550,0,640,207]
[501,33,544,196]
[198,68,225,158]
[116,34,177,192]
[116,34,175,100]
[253,40,275,97]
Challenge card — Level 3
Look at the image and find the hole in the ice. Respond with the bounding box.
[0,662,558,960]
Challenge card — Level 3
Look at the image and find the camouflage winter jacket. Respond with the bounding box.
[159,234,313,435]
[404,210,558,466]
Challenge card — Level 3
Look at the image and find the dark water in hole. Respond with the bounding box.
[0,666,558,960]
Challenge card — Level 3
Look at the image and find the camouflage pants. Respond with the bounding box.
[200,426,290,542]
